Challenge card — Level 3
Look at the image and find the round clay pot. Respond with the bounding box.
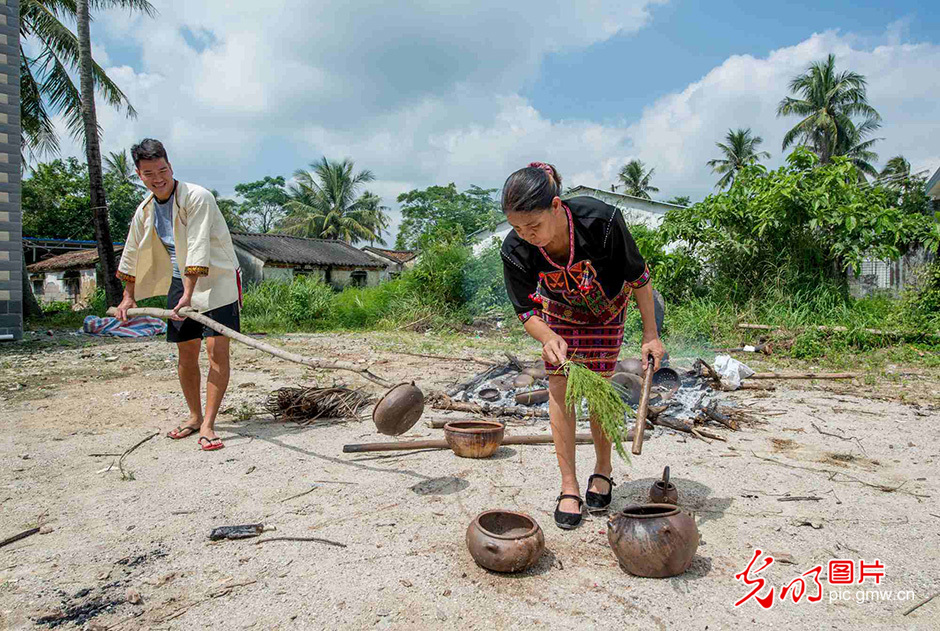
[514,389,549,406]
[617,358,644,376]
[443,420,505,458]
[522,366,548,379]
[652,367,681,395]
[512,373,535,388]
[478,388,501,402]
[649,466,679,505]
[607,504,699,578]
[372,382,425,436]
[466,510,544,573]
[611,372,643,405]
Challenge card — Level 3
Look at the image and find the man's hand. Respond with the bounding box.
[641,336,666,372]
[170,294,192,322]
[542,334,568,366]
[116,296,137,322]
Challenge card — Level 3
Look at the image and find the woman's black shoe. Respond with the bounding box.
[554,494,584,530]
[585,473,615,512]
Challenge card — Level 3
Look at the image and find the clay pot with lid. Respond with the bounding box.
[443,420,504,458]
[372,382,424,436]
[649,466,679,505]
[607,504,699,578]
[466,510,544,573]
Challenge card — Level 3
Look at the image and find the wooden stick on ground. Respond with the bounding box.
[343,432,616,453]
[108,307,392,387]
[0,527,40,550]
[748,372,861,380]
[118,432,159,481]
[648,416,726,441]
[393,351,497,366]
[903,590,940,617]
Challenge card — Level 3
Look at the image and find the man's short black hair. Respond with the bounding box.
[130,138,168,167]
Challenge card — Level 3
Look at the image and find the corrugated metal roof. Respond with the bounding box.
[27,245,123,273]
[232,233,386,268]
[362,246,418,264]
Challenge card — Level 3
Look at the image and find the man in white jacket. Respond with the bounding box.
[115,139,241,451]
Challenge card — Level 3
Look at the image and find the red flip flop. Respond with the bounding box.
[167,425,200,440]
[198,437,225,451]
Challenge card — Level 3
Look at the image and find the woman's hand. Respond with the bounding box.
[641,336,666,372]
[542,334,568,366]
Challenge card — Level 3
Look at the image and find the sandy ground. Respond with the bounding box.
[0,331,939,630]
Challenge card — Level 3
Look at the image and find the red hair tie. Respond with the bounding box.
[528,162,554,179]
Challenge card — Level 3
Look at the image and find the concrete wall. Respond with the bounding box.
[330,268,381,288]
[31,269,97,304]
[263,266,294,282]
[0,0,22,340]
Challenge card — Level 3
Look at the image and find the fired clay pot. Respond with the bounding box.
[649,466,679,505]
[372,382,425,436]
[513,374,536,388]
[514,389,549,406]
[522,365,548,379]
[443,420,505,458]
[478,388,501,402]
[466,510,544,573]
[611,372,643,405]
[617,358,644,376]
[607,504,699,578]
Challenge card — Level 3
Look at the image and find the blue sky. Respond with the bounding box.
[44,0,940,245]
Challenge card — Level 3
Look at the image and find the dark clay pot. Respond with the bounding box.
[611,372,643,405]
[607,504,699,578]
[514,389,549,405]
[649,466,678,505]
[466,510,544,573]
[522,365,548,379]
[617,358,644,376]
[512,373,536,388]
[372,382,424,436]
[444,420,504,458]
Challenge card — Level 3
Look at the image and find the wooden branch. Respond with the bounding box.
[737,382,776,391]
[701,402,738,431]
[648,416,726,441]
[343,432,604,453]
[118,432,159,481]
[0,527,40,549]
[748,372,861,380]
[739,322,940,340]
[108,307,392,387]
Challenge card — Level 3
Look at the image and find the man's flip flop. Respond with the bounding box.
[167,425,200,440]
[198,437,224,451]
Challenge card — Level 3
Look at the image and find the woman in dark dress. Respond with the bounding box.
[501,162,666,529]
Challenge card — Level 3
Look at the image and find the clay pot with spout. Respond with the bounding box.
[607,504,699,578]
[649,466,679,505]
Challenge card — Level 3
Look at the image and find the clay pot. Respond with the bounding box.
[652,367,681,395]
[514,389,549,406]
[443,420,505,458]
[466,510,544,573]
[611,372,643,405]
[607,504,699,578]
[649,466,678,505]
[478,388,501,402]
[512,374,535,388]
[617,358,644,376]
[522,366,548,379]
[491,375,516,390]
[372,382,425,436]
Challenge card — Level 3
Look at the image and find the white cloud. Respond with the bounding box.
[47,5,940,246]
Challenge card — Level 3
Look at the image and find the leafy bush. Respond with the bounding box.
[463,240,512,315]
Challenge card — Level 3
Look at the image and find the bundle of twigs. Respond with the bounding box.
[266,386,374,424]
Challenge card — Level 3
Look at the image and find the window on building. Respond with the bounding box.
[351,271,367,287]
[31,276,44,296]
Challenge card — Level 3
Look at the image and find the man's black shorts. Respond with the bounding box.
[166,277,240,343]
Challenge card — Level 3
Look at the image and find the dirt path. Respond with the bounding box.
[0,332,938,630]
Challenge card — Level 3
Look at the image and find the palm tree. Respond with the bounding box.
[358,191,391,246]
[104,150,140,187]
[777,54,881,165]
[706,128,771,189]
[666,196,691,207]
[20,0,156,158]
[282,158,383,244]
[617,159,659,199]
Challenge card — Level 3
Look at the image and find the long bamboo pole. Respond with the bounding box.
[342,432,625,453]
[107,307,392,387]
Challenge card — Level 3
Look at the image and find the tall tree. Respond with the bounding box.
[234,176,288,233]
[19,0,155,157]
[777,54,881,165]
[282,157,382,244]
[617,159,659,199]
[666,196,691,207]
[104,149,140,188]
[706,128,771,189]
[395,183,500,250]
[211,190,250,232]
[357,191,391,246]
[77,0,122,305]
